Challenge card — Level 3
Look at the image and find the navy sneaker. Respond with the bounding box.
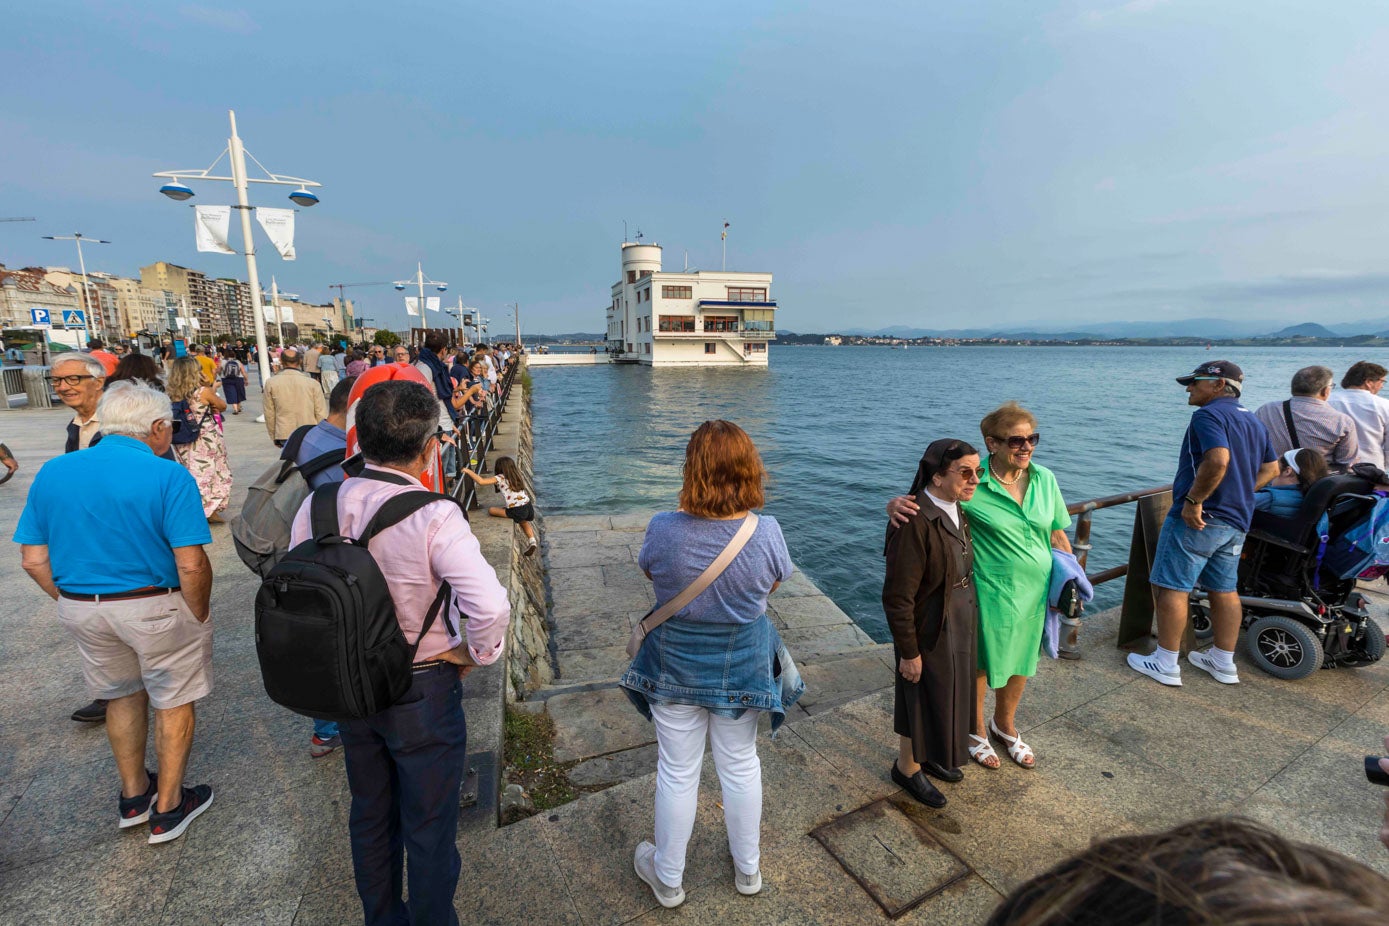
[118,770,158,829]
[148,784,214,844]
[71,699,108,723]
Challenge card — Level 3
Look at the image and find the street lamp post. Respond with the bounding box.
[265,278,297,346]
[394,263,447,338]
[42,233,109,346]
[505,301,521,347]
[154,109,322,385]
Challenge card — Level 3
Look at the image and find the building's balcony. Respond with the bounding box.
[696,299,777,309]
[653,329,777,340]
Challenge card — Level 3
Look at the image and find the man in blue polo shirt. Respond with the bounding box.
[1129,361,1279,688]
[15,380,217,843]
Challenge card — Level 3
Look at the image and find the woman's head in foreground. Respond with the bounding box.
[680,420,766,518]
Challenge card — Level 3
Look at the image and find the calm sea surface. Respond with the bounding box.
[529,345,1362,639]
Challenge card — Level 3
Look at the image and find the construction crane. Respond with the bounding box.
[328,281,392,335]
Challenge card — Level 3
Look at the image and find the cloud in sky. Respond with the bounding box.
[5,2,1389,334]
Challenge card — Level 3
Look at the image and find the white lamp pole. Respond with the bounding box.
[506,301,521,346]
[42,233,109,346]
[269,277,288,345]
[395,263,447,339]
[154,109,322,385]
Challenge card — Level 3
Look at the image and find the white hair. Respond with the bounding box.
[51,353,107,380]
[98,380,172,438]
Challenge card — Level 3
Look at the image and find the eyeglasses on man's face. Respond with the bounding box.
[995,433,1041,451]
[47,374,96,387]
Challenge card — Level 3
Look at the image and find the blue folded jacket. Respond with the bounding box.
[1044,550,1095,659]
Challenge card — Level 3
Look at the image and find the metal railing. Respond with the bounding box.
[1069,484,1173,586]
[452,359,519,512]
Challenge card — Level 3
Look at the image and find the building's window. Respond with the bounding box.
[746,342,767,353]
[628,342,634,352]
[626,270,637,284]
[644,343,651,354]
[659,315,696,332]
[743,308,774,332]
[705,342,716,354]
[639,270,652,279]
[703,315,740,333]
[726,287,767,302]
[661,285,692,299]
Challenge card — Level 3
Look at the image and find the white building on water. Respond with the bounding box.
[606,242,776,366]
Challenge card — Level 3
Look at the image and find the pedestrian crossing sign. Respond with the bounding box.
[62,310,86,327]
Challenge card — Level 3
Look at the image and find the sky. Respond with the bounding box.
[4,1,1389,335]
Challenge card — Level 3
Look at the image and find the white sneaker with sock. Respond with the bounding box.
[1187,649,1240,684]
[1126,651,1182,686]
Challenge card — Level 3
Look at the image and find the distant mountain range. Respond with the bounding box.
[831,317,1389,340]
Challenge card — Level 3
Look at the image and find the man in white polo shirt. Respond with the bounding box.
[1330,361,1389,471]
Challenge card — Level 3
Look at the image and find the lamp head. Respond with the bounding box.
[288,187,319,207]
[394,283,406,291]
[436,284,448,292]
[159,182,195,202]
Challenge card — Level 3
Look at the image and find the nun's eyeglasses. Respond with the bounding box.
[950,467,985,482]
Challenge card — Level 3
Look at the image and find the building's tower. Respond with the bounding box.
[617,243,661,356]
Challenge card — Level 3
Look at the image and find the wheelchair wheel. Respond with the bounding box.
[1245,615,1324,680]
[1358,617,1386,664]
[1190,603,1214,642]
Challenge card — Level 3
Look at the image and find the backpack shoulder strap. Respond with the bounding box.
[1282,399,1301,449]
[356,490,464,545]
[309,482,344,544]
[280,424,316,462]
[299,448,345,482]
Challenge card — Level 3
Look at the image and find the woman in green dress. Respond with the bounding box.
[888,402,1072,770]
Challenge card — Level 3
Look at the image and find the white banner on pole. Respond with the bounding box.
[426,296,440,312]
[256,207,297,261]
[263,304,280,324]
[194,205,235,254]
[404,297,420,316]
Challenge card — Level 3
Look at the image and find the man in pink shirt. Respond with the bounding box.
[290,380,509,926]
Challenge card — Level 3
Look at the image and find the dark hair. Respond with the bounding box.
[88,338,104,350]
[1291,365,1333,397]
[1292,448,1329,492]
[355,381,439,465]
[986,817,1389,926]
[1343,361,1388,389]
[423,331,448,353]
[329,375,357,416]
[493,456,526,493]
[106,353,163,391]
[679,420,766,518]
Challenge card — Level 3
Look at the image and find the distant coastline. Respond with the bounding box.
[775,333,1389,349]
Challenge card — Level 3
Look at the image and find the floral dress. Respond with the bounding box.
[174,391,233,518]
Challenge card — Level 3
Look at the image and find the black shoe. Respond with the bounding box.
[891,763,946,808]
[920,759,964,783]
[148,784,214,844]
[118,770,158,829]
[72,699,108,723]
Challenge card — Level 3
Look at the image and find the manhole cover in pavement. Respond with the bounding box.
[811,799,971,919]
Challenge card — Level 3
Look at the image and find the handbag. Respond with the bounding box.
[626,513,759,658]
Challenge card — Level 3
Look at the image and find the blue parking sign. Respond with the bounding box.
[29,307,51,327]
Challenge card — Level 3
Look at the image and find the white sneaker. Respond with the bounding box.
[1126,652,1182,686]
[633,841,685,909]
[735,867,762,896]
[1187,649,1240,684]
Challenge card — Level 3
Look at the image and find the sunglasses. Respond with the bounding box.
[994,433,1041,450]
[950,467,986,482]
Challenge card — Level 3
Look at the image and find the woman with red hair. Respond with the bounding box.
[621,420,803,909]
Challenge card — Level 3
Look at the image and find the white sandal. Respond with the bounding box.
[989,718,1035,769]
[968,733,1000,769]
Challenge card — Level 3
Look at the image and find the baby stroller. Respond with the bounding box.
[1188,473,1387,680]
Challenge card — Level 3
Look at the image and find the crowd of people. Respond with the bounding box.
[6,346,1389,922]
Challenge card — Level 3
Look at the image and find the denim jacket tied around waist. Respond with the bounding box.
[620,614,805,735]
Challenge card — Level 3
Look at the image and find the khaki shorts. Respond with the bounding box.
[56,591,213,710]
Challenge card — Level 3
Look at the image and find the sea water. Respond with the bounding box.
[530,345,1364,639]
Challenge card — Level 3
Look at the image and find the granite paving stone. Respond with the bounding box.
[557,644,633,684]
[550,585,654,622]
[568,743,661,788]
[548,687,657,762]
[546,564,608,592]
[543,514,614,532]
[601,562,650,588]
[768,595,855,629]
[0,832,185,926]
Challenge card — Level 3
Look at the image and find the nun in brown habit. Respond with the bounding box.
[882,438,981,808]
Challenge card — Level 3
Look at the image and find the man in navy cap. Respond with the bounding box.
[1129,361,1279,688]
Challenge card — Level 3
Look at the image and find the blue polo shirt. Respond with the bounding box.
[1170,396,1276,532]
[13,435,212,593]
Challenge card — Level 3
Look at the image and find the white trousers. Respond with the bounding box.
[649,701,762,886]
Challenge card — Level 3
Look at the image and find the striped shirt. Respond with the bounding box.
[1253,396,1359,470]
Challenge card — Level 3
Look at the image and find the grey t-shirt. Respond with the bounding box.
[639,511,793,624]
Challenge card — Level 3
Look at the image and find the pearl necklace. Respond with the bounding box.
[989,460,1026,486]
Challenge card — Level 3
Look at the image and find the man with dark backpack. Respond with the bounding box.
[275,380,509,926]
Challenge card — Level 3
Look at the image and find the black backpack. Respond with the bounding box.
[254,472,465,721]
[170,398,206,445]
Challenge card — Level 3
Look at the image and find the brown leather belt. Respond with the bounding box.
[59,586,179,603]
